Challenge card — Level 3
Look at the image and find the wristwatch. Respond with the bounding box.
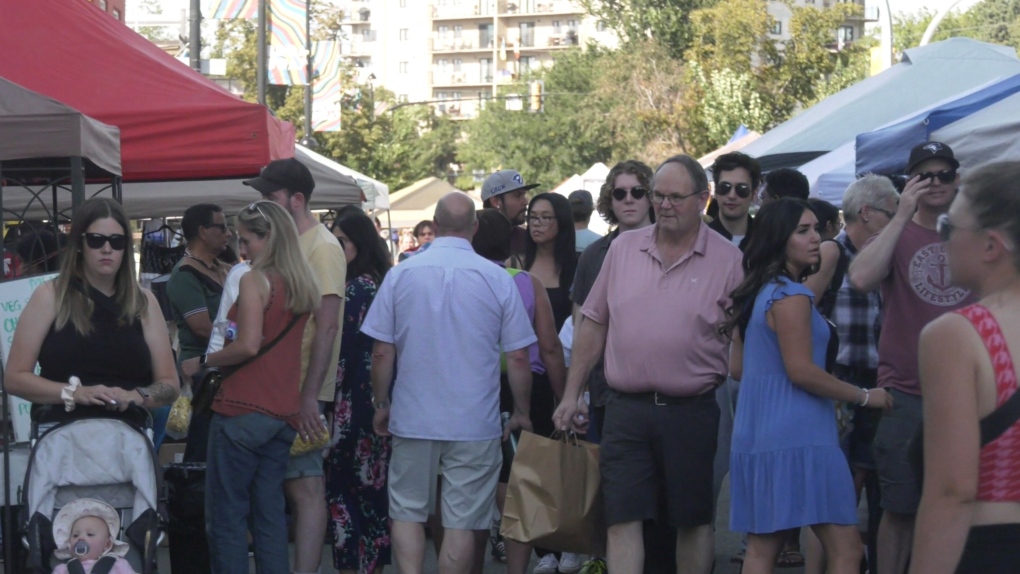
[62,377,82,412]
[198,354,208,367]
[136,387,151,403]
[373,398,390,410]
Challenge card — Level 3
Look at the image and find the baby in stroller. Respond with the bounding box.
[51,498,136,574]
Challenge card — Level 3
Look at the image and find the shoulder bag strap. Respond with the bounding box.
[225,311,305,376]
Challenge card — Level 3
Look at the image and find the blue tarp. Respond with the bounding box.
[856,73,1020,175]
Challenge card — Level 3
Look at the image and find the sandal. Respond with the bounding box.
[776,550,805,568]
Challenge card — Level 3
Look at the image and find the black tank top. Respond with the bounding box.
[546,286,572,332]
[34,281,153,423]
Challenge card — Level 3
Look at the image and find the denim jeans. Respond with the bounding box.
[206,412,296,574]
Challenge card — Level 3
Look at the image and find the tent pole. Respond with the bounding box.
[70,157,85,211]
[386,209,395,260]
[257,0,267,106]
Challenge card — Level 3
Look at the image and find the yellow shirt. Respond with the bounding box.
[299,223,346,402]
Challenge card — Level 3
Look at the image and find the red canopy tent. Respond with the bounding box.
[0,0,295,182]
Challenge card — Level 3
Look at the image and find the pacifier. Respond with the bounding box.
[73,540,89,556]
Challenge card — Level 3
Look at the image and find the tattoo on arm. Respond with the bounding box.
[145,381,179,405]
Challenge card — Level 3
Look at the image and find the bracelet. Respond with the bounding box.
[859,388,870,407]
[61,377,82,412]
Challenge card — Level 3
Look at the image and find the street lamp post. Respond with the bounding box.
[301,0,317,149]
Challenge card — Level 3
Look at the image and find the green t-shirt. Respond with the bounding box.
[166,259,224,362]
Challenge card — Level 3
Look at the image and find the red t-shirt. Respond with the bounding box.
[876,220,975,395]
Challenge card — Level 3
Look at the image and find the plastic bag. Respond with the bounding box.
[166,384,193,439]
[290,414,330,456]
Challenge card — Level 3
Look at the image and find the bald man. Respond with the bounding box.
[363,193,537,574]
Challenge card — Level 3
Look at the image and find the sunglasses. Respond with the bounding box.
[246,201,270,221]
[715,181,752,199]
[936,213,982,242]
[917,169,957,184]
[203,223,229,232]
[83,233,127,251]
[611,187,647,201]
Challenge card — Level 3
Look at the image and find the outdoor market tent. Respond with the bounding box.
[698,131,762,168]
[0,77,122,221]
[0,0,294,183]
[386,177,467,229]
[740,38,1020,171]
[855,73,1020,175]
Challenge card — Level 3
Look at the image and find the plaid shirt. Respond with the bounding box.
[832,231,882,370]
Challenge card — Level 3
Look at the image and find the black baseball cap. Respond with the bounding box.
[243,158,315,197]
[906,141,960,174]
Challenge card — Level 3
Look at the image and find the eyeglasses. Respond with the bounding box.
[715,182,752,199]
[203,223,229,232]
[652,190,702,206]
[83,232,127,251]
[528,214,556,226]
[864,205,897,219]
[916,169,957,184]
[936,213,981,242]
[611,186,647,201]
[246,201,269,221]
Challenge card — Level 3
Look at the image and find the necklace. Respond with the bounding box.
[184,250,219,272]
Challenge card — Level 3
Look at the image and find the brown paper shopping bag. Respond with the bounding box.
[500,431,607,556]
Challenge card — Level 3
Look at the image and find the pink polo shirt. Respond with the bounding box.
[582,223,743,396]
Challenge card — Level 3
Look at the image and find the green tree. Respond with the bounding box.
[135,0,175,42]
[577,0,718,59]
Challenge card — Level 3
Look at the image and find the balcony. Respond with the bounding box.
[499,0,583,16]
[432,71,494,86]
[431,36,497,53]
[431,2,496,20]
[436,99,482,120]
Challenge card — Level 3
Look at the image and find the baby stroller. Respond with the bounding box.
[18,407,166,574]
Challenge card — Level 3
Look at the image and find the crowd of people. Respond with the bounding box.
[3,141,1020,574]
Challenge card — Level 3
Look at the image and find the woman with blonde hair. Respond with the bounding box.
[910,162,1020,574]
[182,200,320,574]
[7,198,179,426]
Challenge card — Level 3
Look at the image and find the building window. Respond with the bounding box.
[552,20,561,34]
[399,61,409,74]
[400,0,407,6]
[567,20,578,32]
[438,25,449,39]
[438,59,450,72]
[520,22,535,47]
[770,21,782,35]
[597,20,608,31]
[400,29,409,41]
[454,25,463,38]
[398,94,409,103]
[480,58,493,82]
[520,55,536,72]
[839,25,855,42]
[112,8,121,19]
[453,58,463,72]
[99,0,107,8]
[452,92,462,100]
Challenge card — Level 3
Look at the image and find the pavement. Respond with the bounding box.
[147,473,809,574]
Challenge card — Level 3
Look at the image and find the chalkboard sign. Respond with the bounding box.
[0,273,58,442]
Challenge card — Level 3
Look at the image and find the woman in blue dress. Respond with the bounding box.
[325,209,393,574]
[720,198,893,574]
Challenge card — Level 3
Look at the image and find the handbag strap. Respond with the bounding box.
[980,388,1020,446]
[225,311,305,376]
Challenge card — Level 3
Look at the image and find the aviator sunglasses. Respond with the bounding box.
[715,181,752,199]
[83,232,127,251]
[916,169,957,184]
[611,186,647,201]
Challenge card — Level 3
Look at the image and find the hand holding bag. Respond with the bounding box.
[500,431,607,556]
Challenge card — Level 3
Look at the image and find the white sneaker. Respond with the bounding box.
[558,553,583,574]
[534,554,560,574]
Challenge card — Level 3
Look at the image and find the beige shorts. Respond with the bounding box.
[388,436,501,530]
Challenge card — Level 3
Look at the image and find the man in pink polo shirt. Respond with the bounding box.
[554,154,743,574]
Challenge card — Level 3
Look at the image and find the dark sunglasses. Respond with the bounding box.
[611,186,647,201]
[716,181,752,199]
[917,169,957,184]
[83,232,127,251]
[203,223,229,232]
[936,213,982,243]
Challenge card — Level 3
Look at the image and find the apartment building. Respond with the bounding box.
[339,0,875,120]
[86,0,126,20]
[338,0,616,120]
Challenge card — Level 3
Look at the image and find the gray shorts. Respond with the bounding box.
[284,401,327,480]
[388,436,501,530]
[873,388,923,514]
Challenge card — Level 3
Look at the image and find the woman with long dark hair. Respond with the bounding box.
[910,162,1020,574]
[326,210,394,574]
[721,198,892,574]
[523,193,576,331]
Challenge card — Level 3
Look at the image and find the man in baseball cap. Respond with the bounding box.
[481,169,539,265]
[847,139,972,574]
[242,157,316,198]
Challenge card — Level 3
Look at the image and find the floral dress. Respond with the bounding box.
[326,274,392,573]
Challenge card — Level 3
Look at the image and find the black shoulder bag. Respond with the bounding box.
[191,312,305,415]
[909,387,1020,480]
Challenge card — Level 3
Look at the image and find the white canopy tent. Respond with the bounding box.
[551,162,611,236]
[740,38,1020,171]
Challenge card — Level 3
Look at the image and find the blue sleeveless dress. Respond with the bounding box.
[729,277,857,534]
